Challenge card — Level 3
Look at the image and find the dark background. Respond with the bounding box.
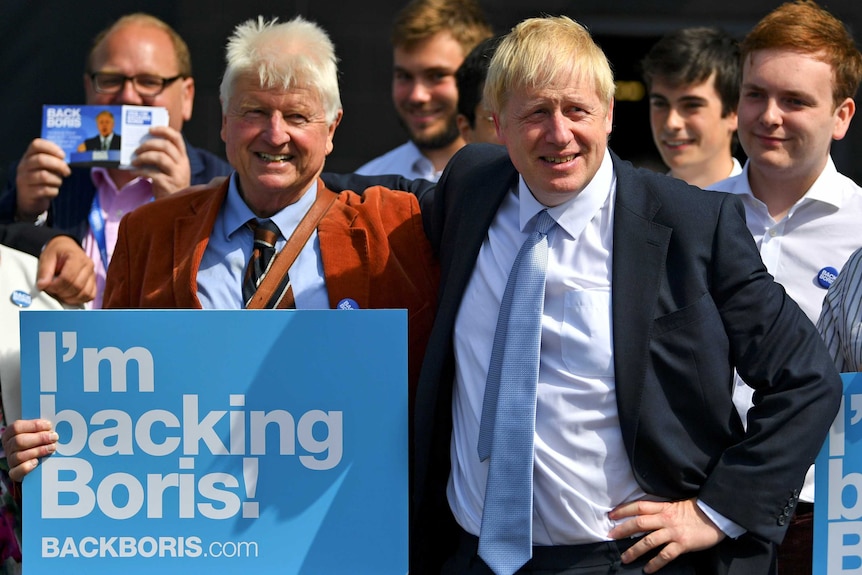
[2,0,861,185]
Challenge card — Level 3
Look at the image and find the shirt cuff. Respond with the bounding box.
[697,499,746,539]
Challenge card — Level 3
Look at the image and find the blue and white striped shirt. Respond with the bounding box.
[818,246,862,372]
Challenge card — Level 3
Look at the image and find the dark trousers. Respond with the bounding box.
[775,504,813,575]
[442,528,698,575]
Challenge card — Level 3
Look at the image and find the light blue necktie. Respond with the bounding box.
[477,210,555,575]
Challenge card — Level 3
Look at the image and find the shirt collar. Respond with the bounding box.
[518,148,614,240]
[223,172,318,239]
[802,156,842,209]
[407,141,441,181]
[90,167,149,195]
[739,155,843,210]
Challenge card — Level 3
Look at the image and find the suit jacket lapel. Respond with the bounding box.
[173,179,230,308]
[609,155,672,450]
[438,158,517,323]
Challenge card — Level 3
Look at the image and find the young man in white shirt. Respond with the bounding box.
[708,2,862,573]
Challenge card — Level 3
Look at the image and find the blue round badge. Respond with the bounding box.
[817,266,839,289]
[10,290,32,308]
[336,298,360,310]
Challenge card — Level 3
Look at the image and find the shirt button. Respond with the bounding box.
[769,229,777,237]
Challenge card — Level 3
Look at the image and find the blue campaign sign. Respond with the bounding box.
[814,372,862,575]
[19,309,408,574]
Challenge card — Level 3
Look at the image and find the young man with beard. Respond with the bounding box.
[356,0,492,182]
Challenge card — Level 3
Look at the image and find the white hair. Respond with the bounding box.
[220,16,342,123]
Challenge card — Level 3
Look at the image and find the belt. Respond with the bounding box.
[456,527,642,570]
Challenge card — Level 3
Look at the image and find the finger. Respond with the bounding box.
[610,514,670,542]
[134,128,186,166]
[642,541,683,574]
[49,258,96,304]
[36,247,61,291]
[130,151,179,177]
[27,138,67,158]
[619,529,672,564]
[7,442,57,482]
[3,427,58,454]
[9,457,41,482]
[134,137,183,164]
[20,146,71,180]
[2,419,53,441]
[7,437,58,465]
[44,272,96,305]
[18,167,66,195]
[147,125,186,152]
[609,499,668,519]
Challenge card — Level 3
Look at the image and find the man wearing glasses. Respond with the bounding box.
[0,13,231,307]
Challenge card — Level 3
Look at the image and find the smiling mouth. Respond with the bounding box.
[663,139,693,147]
[543,154,576,164]
[256,152,292,162]
[755,134,785,143]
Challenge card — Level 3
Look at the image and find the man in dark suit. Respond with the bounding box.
[77,110,122,152]
[412,15,842,575]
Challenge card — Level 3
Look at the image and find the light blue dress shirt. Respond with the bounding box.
[196,173,329,309]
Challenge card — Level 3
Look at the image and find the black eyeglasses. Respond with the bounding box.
[89,72,183,97]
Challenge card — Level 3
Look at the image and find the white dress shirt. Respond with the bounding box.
[711,156,862,503]
[710,157,862,323]
[448,151,654,544]
[355,141,441,182]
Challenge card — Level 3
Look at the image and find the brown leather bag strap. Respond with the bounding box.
[246,186,339,310]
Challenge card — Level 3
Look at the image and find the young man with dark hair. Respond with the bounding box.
[455,35,502,145]
[641,27,741,188]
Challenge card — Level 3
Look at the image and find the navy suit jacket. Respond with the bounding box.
[0,140,231,242]
[0,223,62,257]
[81,133,121,151]
[411,144,842,574]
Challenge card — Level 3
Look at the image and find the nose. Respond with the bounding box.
[114,78,145,105]
[664,107,684,131]
[759,98,782,127]
[544,111,572,146]
[407,80,431,104]
[261,113,291,146]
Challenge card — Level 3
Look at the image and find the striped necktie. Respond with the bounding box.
[242,219,288,308]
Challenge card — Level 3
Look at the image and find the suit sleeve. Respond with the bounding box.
[0,223,65,257]
[697,194,842,542]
